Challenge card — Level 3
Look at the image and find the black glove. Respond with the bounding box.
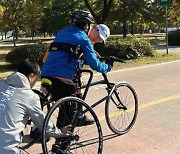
[105,56,115,66]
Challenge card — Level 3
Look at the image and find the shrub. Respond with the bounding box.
[6,37,154,66]
[168,30,180,46]
[94,36,154,59]
[6,43,49,65]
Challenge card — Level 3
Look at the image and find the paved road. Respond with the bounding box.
[154,45,180,55]
[28,60,180,154]
[83,60,180,154]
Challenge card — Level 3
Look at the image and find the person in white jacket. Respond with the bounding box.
[0,60,71,154]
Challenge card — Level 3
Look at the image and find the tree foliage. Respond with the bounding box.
[168,0,180,26]
[83,0,113,23]
[1,1,24,36]
[23,0,44,39]
[40,0,84,35]
[0,0,179,39]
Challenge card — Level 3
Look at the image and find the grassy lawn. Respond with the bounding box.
[0,46,15,79]
[112,53,180,71]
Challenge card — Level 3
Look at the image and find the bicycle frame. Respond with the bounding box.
[76,69,126,110]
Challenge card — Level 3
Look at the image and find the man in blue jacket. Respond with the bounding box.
[41,10,112,153]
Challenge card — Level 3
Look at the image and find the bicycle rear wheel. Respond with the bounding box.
[42,96,103,154]
[105,82,138,135]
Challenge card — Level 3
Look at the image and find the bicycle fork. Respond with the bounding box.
[108,84,127,110]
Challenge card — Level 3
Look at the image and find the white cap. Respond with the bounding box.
[97,24,110,41]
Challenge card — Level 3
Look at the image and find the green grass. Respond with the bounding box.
[0,46,14,79]
[113,53,180,70]
[80,53,180,72]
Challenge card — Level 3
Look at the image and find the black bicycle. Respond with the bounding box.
[40,56,138,154]
[21,89,103,154]
[74,56,138,134]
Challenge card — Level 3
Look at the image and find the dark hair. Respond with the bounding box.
[17,60,40,77]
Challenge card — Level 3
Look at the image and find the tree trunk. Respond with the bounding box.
[122,0,127,37]
[31,29,34,40]
[83,0,113,23]
[15,28,18,40]
[13,30,16,47]
[123,21,127,37]
[1,32,3,40]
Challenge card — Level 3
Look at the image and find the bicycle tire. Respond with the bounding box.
[105,82,138,135]
[42,96,103,154]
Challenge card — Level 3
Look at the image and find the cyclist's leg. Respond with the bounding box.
[50,78,76,126]
[46,77,76,153]
[73,74,95,126]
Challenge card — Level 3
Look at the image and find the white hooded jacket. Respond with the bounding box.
[0,72,61,154]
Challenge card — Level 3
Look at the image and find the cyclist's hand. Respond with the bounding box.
[40,85,48,95]
[105,56,115,66]
[60,125,72,137]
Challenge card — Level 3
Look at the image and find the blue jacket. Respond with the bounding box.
[41,26,111,79]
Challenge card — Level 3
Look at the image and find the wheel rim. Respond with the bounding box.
[106,83,138,134]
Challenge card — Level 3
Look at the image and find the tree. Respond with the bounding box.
[82,0,165,36]
[83,0,113,23]
[0,5,4,39]
[23,0,44,40]
[168,0,180,27]
[0,0,179,40]
[40,0,84,36]
[1,0,25,46]
[134,0,165,33]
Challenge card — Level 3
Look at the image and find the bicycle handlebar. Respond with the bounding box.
[77,56,126,70]
[99,56,126,64]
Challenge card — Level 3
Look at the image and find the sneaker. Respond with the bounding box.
[30,128,41,140]
[30,127,50,142]
[52,148,72,154]
[76,115,95,127]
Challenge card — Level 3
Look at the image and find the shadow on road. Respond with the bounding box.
[103,133,121,141]
[21,132,121,151]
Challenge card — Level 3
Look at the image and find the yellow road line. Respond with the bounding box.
[98,93,180,121]
[139,94,180,109]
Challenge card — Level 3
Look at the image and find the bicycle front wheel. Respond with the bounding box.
[105,82,138,135]
[42,96,103,154]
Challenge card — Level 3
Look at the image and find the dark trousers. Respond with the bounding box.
[42,77,76,129]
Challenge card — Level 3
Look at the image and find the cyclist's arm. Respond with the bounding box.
[28,93,69,137]
[42,49,49,63]
[81,39,112,73]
